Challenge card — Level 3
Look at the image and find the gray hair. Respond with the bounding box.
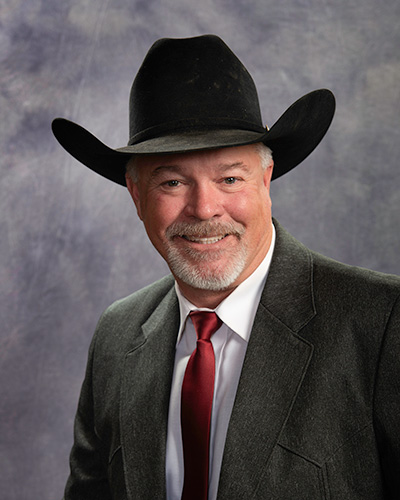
[126,155,139,182]
[253,143,273,171]
[125,142,273,183]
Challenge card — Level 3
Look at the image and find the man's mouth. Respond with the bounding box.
[181,234,228,244]
[166,221,245,245]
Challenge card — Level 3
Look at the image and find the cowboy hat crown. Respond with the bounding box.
[52,34,335,185]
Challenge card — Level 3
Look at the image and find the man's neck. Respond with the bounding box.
[176,284,238,310]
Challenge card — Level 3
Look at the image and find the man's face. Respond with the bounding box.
[126,144,274,304]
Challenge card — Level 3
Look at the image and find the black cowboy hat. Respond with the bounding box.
[52,34,335,185]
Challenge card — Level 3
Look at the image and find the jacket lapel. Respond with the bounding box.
[120,284,179,500]
[217,221,316,499]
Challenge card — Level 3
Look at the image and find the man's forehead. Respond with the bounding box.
[134,143,260,169]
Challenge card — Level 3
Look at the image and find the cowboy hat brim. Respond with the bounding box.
[51,88,335,185]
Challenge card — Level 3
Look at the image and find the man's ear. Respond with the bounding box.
[125,173,143,220]
[263,161,274,191]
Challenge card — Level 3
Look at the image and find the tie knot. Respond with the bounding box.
[189,311,222,341]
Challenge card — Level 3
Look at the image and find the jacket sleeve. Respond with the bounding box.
[63,331,112,500]
[374,293,400,499]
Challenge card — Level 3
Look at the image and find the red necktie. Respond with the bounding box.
[181,311,222,500]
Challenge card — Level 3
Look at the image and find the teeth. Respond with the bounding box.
[183,235,226,244]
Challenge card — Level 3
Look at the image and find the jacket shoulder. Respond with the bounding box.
[309,250,400,335]
[265,220,400,332]
[105,274,175,318]
[93,274,176,345]
[311,249,400,297]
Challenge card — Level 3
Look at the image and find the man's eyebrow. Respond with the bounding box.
[219,161,251,173]
[150,165,182,178]
[149,161,251,177]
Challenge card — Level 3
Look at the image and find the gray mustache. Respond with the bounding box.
[166,221,245,239]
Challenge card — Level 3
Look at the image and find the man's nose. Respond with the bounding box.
[184,183,223,220]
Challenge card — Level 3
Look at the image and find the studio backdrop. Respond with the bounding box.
[1,1,399,499]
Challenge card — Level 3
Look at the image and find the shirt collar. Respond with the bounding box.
[175,222,276,343]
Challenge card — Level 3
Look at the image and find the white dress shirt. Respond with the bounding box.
[166,224,276,500]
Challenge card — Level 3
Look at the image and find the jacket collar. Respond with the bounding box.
[262,218,316,332]
[120,283,179,500]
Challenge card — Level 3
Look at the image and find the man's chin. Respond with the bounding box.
[168,254,246,292]
[177,273,236,292]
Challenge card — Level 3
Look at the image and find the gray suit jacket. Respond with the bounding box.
[64,221,400,499]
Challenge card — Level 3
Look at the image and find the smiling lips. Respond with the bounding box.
[181,234,228,244]
[166,221,245,246]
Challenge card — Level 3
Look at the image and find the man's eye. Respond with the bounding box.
[224,177,238,184]
[164,180,181,187]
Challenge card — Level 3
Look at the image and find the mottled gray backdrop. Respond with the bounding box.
[1,0,399,498]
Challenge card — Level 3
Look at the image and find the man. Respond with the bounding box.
[52,35,400,499]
